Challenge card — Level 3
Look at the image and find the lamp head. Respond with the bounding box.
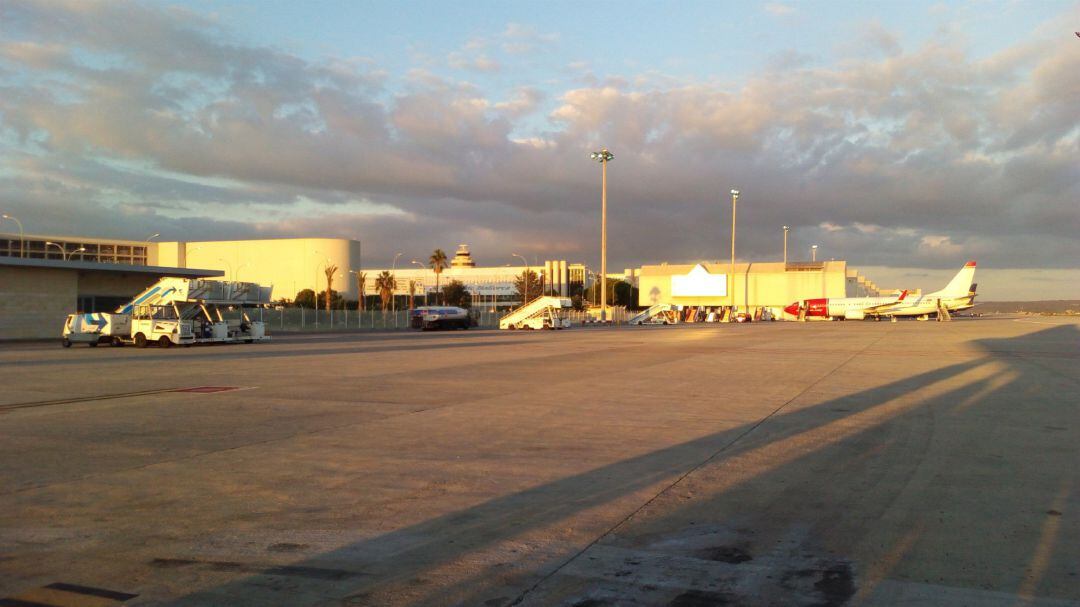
[783,225,789,231]
[46,241,56,246]
[730,189,740,197]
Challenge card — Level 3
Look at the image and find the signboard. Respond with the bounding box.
[671,264,727,297]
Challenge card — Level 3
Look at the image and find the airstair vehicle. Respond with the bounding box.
[62,277,273,348]
[629,304,678,325]
[499,296,572,330]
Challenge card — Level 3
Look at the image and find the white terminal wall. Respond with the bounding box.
[156,238,362,300]
[638,261,851,310]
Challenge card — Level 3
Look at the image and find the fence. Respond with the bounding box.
[237,307,506,332]
[226,306,635,333]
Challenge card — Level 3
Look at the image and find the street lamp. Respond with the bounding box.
[591,148,614,321]
[235,263,249,283]
[391,252,402,314]
[729,189,740,322]
[811,244,819,262]
[783,226,790,265]
[73,246,86,260]
[45,241,65,260]
[410,260,429,305]
[512,253,529,306]
[1,213,24,258]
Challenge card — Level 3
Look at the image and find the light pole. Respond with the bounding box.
[512,253,529,306]
[811,244,819,262]
[391,252,402,315]
[73,246,86,260]
[410,260,429,305]
[590,148,614,321]
[45,241,65,260]
[235,263,249,282]
[729,189,739,321]
[783,226,789,265]
[1,213,24,258]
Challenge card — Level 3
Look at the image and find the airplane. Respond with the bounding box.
[785,261,977,321]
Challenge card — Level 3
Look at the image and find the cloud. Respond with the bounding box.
[0,0,1078,299]
[763,3,796,17]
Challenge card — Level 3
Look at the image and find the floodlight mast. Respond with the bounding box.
[591,148,614,321]
[729,189,739,321]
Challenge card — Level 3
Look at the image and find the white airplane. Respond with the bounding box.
[785,261,977,320]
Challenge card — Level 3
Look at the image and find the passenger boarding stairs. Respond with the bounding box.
[499,296,572,330]
[629,304,677,325]
[117,278,272,313]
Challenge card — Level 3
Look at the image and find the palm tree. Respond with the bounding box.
[429,249,448,304]
[375,270,396,311]
[408,279,417,310]
[355,271,367,312]
[324,264,338,311]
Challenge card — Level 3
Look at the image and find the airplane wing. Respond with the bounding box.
[862,290,908,313]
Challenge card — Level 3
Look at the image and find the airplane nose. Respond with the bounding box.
[784,302,800,316]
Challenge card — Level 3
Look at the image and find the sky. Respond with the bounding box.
[1,0,1078,299]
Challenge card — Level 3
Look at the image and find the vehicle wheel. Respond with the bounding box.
[62,338,72,348]
[158,336,172,348]
[134,333,147,348]
[111,337,124,347]
[87,341,98,347]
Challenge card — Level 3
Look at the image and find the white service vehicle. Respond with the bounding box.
[61,277,273,348]
[410,306,473,330]
[62,313,131,347]
[499,297,572,330]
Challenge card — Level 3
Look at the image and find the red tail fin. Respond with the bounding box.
[898,290,908,301]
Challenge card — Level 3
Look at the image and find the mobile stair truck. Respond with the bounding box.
[499,296,573,330]
[62,277,273,348]
[628,304,678,325]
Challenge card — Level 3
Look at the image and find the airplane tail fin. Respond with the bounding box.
[931,261,977,297]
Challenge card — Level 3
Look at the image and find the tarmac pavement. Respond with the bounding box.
[0,318,1077,606]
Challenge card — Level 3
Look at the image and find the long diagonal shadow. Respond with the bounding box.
[159,327,1080,606]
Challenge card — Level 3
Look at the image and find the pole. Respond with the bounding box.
[729,189,739,321]
[783,226,789,265]
[600,157,608,322]
[2,214,24,258]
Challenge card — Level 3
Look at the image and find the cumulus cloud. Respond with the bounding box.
[0,0,1078,299]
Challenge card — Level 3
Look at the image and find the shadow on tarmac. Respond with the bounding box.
[141,324,1080,605]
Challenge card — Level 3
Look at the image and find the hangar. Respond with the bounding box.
[637,260,885,319]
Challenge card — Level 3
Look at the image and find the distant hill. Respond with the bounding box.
[972,301,1080,315]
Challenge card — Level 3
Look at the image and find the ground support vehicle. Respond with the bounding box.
[410,307,472,330]
[629,304,677,325]
[499,297,573,330]
[62,277,273,348]
[62,313,131,347]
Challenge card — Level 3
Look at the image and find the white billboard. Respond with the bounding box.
[671,264,727,297]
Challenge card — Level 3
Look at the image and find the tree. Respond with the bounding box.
[441,280,472,308]
[513,270,543,304]
[295,289,317,309]
[429,248,448,304]
[323,264,338,312]
[613,281,639,307]
[354,271,367,312]
[375,270,397,311]
[408,279,417,310]
[316,289,344,310]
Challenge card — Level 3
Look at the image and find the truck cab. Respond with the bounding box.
[130,304,195,348]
